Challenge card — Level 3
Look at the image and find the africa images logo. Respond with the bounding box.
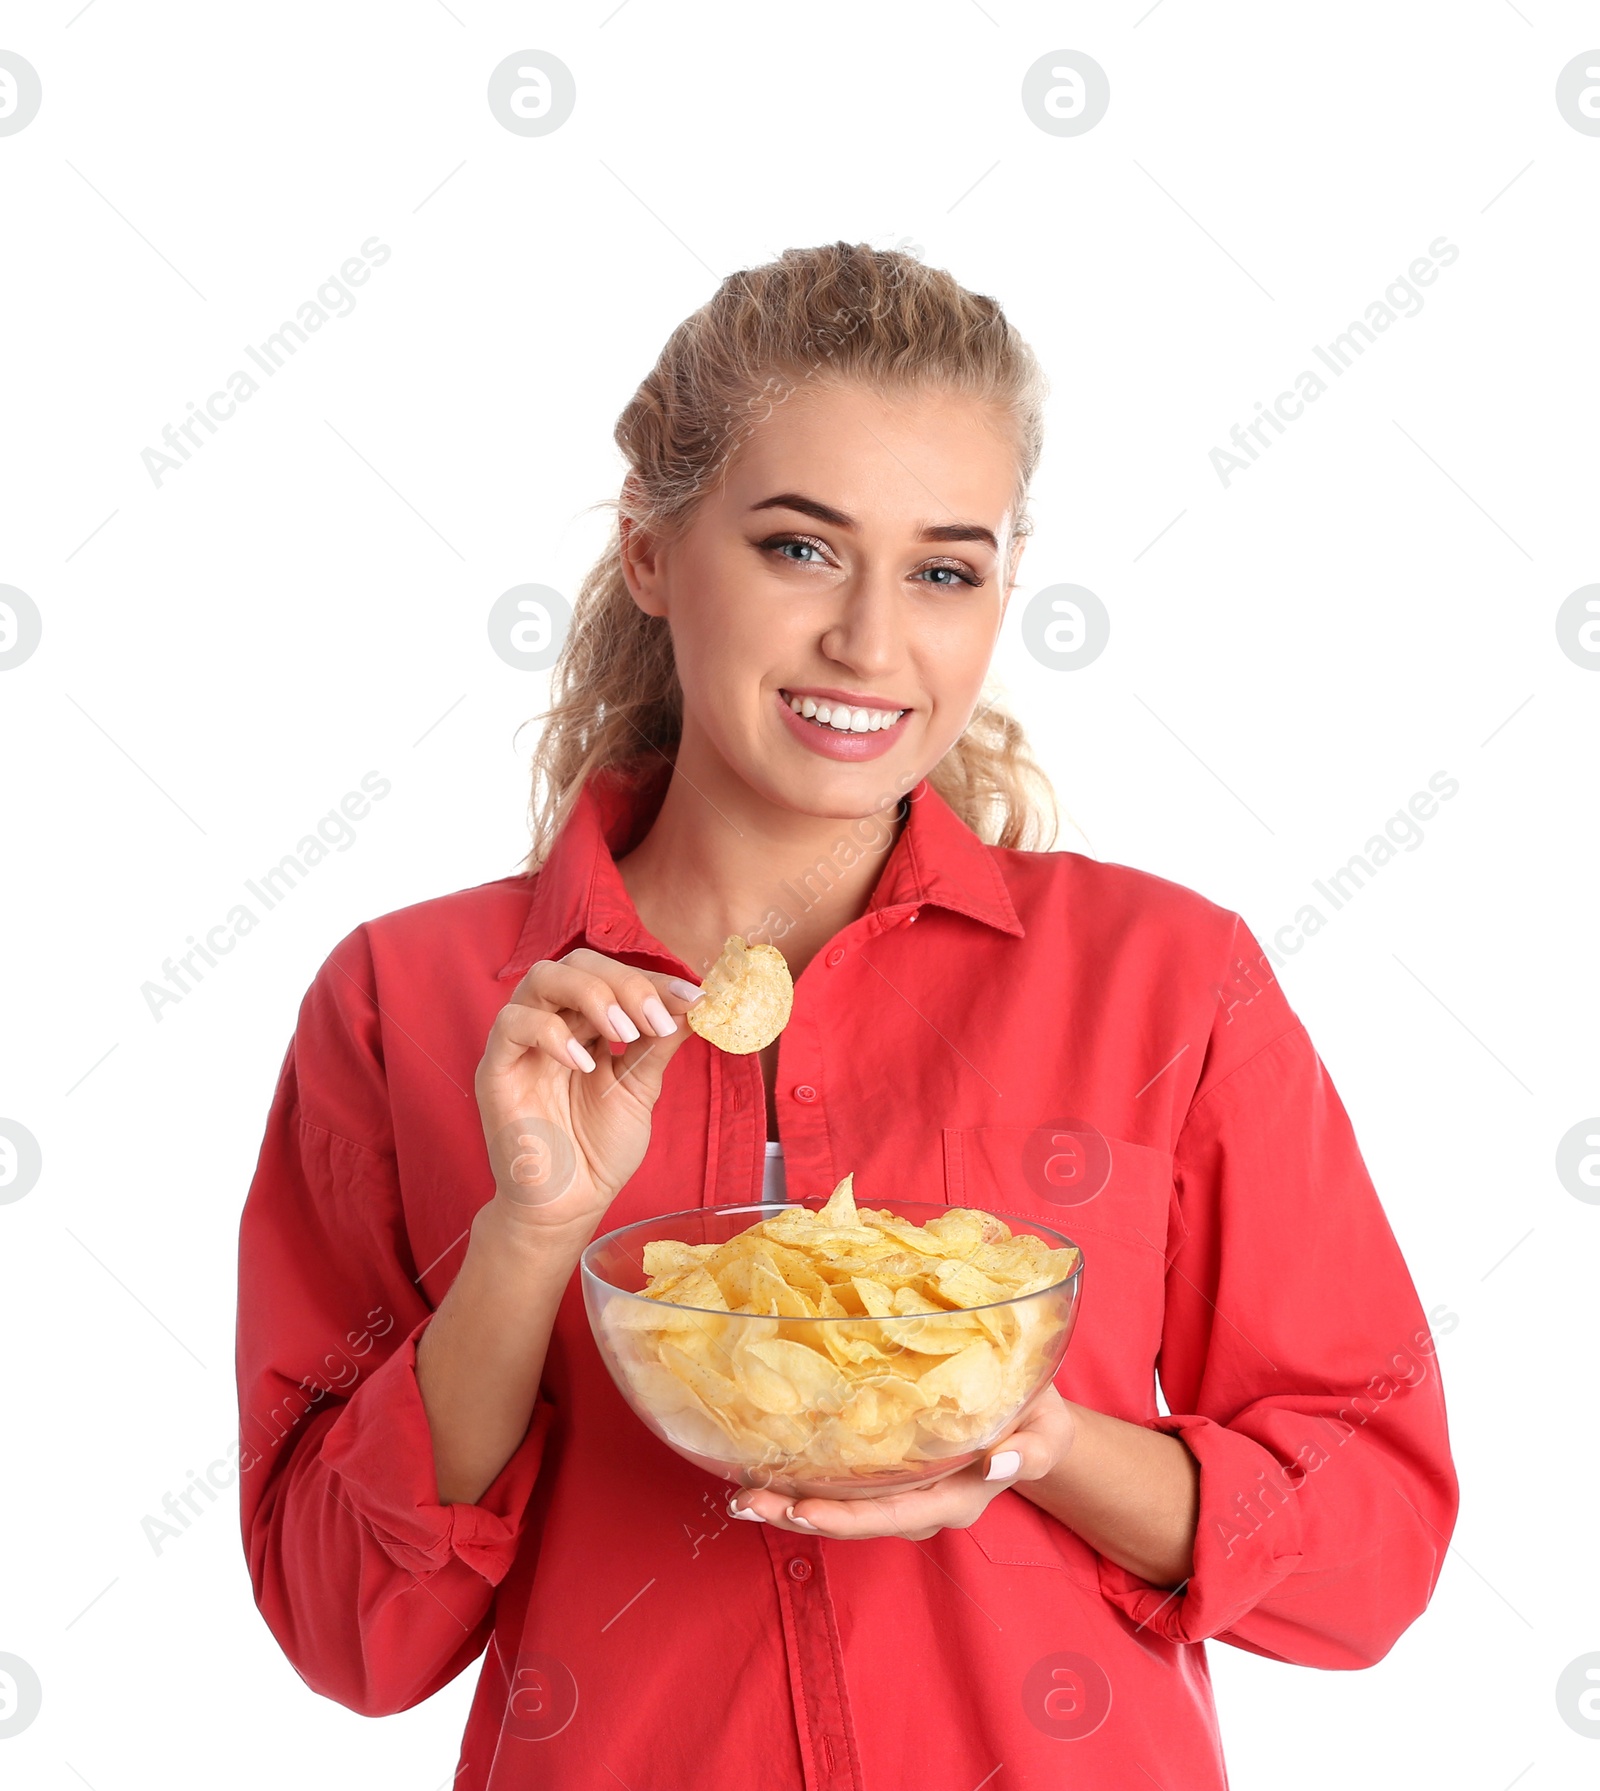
[1209,236,1460,488]
[139,236,392,487]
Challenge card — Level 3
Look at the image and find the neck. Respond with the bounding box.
[615,748,906,984]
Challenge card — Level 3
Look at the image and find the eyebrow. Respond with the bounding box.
[748,492,999,554]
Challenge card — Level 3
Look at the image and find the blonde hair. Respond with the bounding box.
[524,240,1058,869]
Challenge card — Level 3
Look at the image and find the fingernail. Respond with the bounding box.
[729,1502,766,1523]
[984,1450,1021,1481]
[667,978,704,1002]
[567,1038,597,1073]
[606,1002,641,1043]
[642,995,677,1037]
[785,1505,818,1530]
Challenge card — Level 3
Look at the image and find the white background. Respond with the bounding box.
[1,3,1596,1787]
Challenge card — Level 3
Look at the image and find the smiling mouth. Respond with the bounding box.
[780,690,907,735]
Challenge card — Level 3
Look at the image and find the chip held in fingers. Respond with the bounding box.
[685,934,794,1054]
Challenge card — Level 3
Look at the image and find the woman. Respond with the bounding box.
[236,242,1458,1788]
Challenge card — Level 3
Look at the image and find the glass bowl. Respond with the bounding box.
[581,1198,1083,1500]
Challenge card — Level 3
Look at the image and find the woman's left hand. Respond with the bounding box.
[728,1384,1076,1540]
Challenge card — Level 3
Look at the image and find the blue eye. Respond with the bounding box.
[761,534,982,588]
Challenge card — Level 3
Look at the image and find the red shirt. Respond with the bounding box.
[236,760,1458,1789]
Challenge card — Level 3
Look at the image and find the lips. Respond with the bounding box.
[775,688,910,762]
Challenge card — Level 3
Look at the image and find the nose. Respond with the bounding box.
[817,571,902,682]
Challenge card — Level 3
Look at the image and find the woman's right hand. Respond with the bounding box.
[473,948,704,1236]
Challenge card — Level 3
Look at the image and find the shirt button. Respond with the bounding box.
[787,1557,813,1582]
[792,1084,818,1104]
[826,947,845,967]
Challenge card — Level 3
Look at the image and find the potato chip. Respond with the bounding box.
[814,1173,859,1224]
[731,1340,808,1415]
[819,1330,891,1369]
[640,1238,720,1284]
[743,1257,813,1320]
[742,1336,851,1411]
[886,1311,986,1356]
[759,1240,830,1303]
[620,1355,704,1418]
[916,1406,987,1444]
[744,1409,815,1453]
[657,1398,744,1460]
[663,1321,741,1380]
[659,1339,739,1411]
[654,1264,732,1312]
[608,1265,729,1332]
[839,1376,931,1435]
[921,1207,1007,1254]
[686,934,794,1054]
[854,1212,950,1256]
[850,1275,897,1319]
[889,1284,943,1316]
[824,1250,924,1286]
[917,1338,1002,1413]
[924,1258,1006,1309]
[815,1284,851,1320]
[835,1416,919,1468]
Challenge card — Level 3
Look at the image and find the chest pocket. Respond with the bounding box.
[963,1487,1100,1590]
[941,1125,1177,1420]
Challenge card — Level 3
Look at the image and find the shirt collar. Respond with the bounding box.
[496,756,1024,982]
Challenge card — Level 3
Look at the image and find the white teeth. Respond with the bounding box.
[785,693,907,732]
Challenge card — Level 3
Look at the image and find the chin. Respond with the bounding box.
[762,756,918,821]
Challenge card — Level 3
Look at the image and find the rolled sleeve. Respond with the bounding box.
[318,1313,551,1586]
[1102,917,1459,1667]
[237,927,552,1714]
[1096,1412,1306,1642]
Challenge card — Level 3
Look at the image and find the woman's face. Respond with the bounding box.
[622,380,1025,822]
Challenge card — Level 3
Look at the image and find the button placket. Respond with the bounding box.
[704,1042,765,1207]
[764,1528,861,1791]
[777,946,837,1203]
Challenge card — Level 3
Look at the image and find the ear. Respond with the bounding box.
[618,477,669,619]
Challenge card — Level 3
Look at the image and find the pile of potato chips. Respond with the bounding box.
[601,1174,1080,1484]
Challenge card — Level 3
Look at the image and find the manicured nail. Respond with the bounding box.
[642,995,677,1037]
[984,1450,1021,1481]
[785,1505,818,1530]
[606,1002,641,1043]
[567,1038,597,1073]
[667,978,704,1002]
[729,1501,766,1523]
